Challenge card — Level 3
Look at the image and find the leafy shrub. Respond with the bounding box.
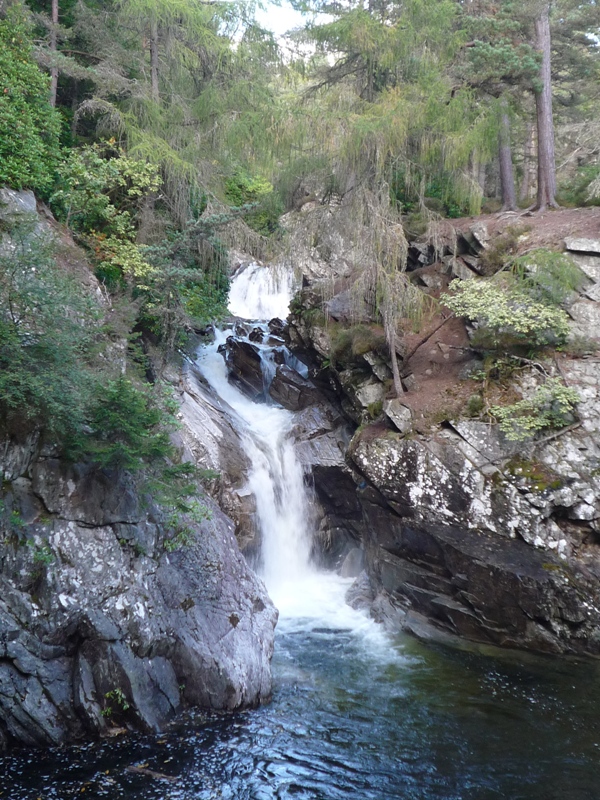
[330,324,387,365]
[441,277,571,349]
[50,143,161,281]
[0,7,61,192]
[224,168,282,235]
[490,378,579,441]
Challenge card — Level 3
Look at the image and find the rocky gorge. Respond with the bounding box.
[2,186,600,756]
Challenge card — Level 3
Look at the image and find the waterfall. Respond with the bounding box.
[196,263,388,642]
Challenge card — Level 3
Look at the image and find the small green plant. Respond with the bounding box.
[489,378,579,441]
[0,499,26,537]
[102,688,130,718]
[30,542,55,566]
[466,393,484,417]
[162,499,211,552]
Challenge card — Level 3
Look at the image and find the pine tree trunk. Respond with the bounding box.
[498,99,517,211]
[534,3,558,211]
[519,121,535,203]
[49,0,59,107]
[150,19,160,102]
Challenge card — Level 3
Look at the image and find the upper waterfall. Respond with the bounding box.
[227,262,296,320]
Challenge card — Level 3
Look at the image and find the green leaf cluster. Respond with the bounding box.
[0,7,61,192]
[441,277,571,348]
[511,249,587,307]
[490,378,579,441]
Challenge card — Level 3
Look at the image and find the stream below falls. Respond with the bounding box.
[2,263,600,799]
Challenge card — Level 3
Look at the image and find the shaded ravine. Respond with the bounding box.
[1,263,600,799]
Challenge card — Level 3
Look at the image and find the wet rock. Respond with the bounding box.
[268,365,322,411]
[177,366,256,550]
[223,338,265,399]
[268,318,286,336]
[248,327,264,343]
[339,547,364,578]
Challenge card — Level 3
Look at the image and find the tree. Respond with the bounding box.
[533,1,558,210]
[0,5,61,191]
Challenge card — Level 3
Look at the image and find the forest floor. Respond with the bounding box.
[453,204,600,252]
[397,206,600,430]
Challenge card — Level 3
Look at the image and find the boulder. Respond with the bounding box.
[268,365,323,411]
[383,399,412,434]
[222,338,265,399]
[565,237,600,255]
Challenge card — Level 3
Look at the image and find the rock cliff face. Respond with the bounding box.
[0,432,276,749]
[275,217,600,657]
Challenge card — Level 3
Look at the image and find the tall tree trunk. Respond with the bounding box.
[534,2,558,210]
[498,98,517,211]
[49,0,59,107]
[519,121,536,203]
[150,18,160,102]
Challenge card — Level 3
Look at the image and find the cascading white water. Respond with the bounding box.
[228,262,295,320]
[196,263,391,644]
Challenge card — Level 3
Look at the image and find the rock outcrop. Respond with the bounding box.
[280,221,600,657]
[0,435,276,749]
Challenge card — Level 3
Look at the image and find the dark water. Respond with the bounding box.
[2,621,600,800]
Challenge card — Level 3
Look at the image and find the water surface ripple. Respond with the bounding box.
[2,621,599,800]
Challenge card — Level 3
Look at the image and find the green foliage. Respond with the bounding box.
[224,169,273,207]
[224,169,283,235]
[102,687,130,717]
[50,143,162,281]
[490,378,579,441]
[0,498,26,538]
[558,165,600,208]
[441,277,571,348]
[0,219,99,438]
[0,6,61,191]
[82,377,173,471]
[330,324,387,366]
[511,249,587,306]
[28,541,55,566]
